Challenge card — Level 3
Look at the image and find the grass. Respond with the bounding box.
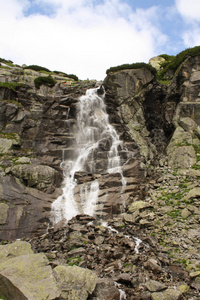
[66,256,82,266]
[0,132,20,141]
[0,82,25,91]
[106,62,157,76]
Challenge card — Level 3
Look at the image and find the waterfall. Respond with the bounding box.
[51,86,126,224]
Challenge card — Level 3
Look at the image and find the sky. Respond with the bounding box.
[0,0,200,80]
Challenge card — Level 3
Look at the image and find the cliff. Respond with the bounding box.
[0,52,200,299]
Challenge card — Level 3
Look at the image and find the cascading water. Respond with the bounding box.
[51,86,126,224]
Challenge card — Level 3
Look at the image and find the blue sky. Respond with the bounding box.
[0,0,200,80]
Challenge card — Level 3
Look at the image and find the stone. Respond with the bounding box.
[10,164,61,190]
[145,279,167,292]
[191,277,200,291]
[91,278,120,300]
[178,284,190,293]
[168,145,196,169]
[53,265,97,300]
[129,201,150,213]
[16,157,31,164]
[149,56,166,70]
[0,137,20,153]
[0,252,60,300]
[117,273,132,284]
[0,240,33,261]
[189,270,200,278]
[0,203,9,225]
[179,117,197,132]
[184,187,200,201]
[151,288,182,300]
[181,208,191,219]
[94,235,105,245]
[144,259,162,273]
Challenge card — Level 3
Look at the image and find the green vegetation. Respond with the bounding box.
[34,75,56,89]
[0,131,20,141]
[66,256,82,266]
[157,46,200,80]
[53,70,79,81]
[0,57,14,66]
[23,64,51,73]
[106,62,157,76]
[0,82,25,91]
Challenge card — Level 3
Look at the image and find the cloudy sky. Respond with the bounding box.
[0,0,200,80]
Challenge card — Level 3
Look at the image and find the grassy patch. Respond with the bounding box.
[167,209,181,219]
[106,62,157,76]
[23,64,51,73]
[157,46,200,80]
[66,256,82,266]
[0,82,25,91]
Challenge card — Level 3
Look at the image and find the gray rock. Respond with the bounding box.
[54,265,97,300]
[0,203,9,225]
[0,240,33,260]
[145,279,167,292]
[151,288,182,300]
[0,250,60,300]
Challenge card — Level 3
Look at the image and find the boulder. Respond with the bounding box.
[0,242,60,300]
[53,265,97,299]
[10,164,61,190]
[128,201,150,213]
[145,280,167,292]
[168,145,196,169]
[91,278,120,300]
[0,240,33,260]
[149,56,166,70]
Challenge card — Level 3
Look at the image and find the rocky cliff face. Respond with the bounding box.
[0,56,200,240]
[0,56,200,298]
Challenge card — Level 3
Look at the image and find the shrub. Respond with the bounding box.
[0,58,14,64]
[158,46,200,79]
[0,82,24,91]
[34,75,56,89]
[53,70,79,81]
[106,62,157,76]
[24,65,51,73]
[65,74,79,81]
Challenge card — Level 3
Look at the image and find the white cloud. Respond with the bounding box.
[183,27,200,47]
[0,0,167,80]
[175,0,200,49]
[175,0,200,22]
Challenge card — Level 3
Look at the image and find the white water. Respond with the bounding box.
[51,87,126,224]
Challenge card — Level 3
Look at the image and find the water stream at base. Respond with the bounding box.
[51,86,126,224]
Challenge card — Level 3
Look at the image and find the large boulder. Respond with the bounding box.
[10,164,61,191]
[53,265,97,300]
[0,241,60,300]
